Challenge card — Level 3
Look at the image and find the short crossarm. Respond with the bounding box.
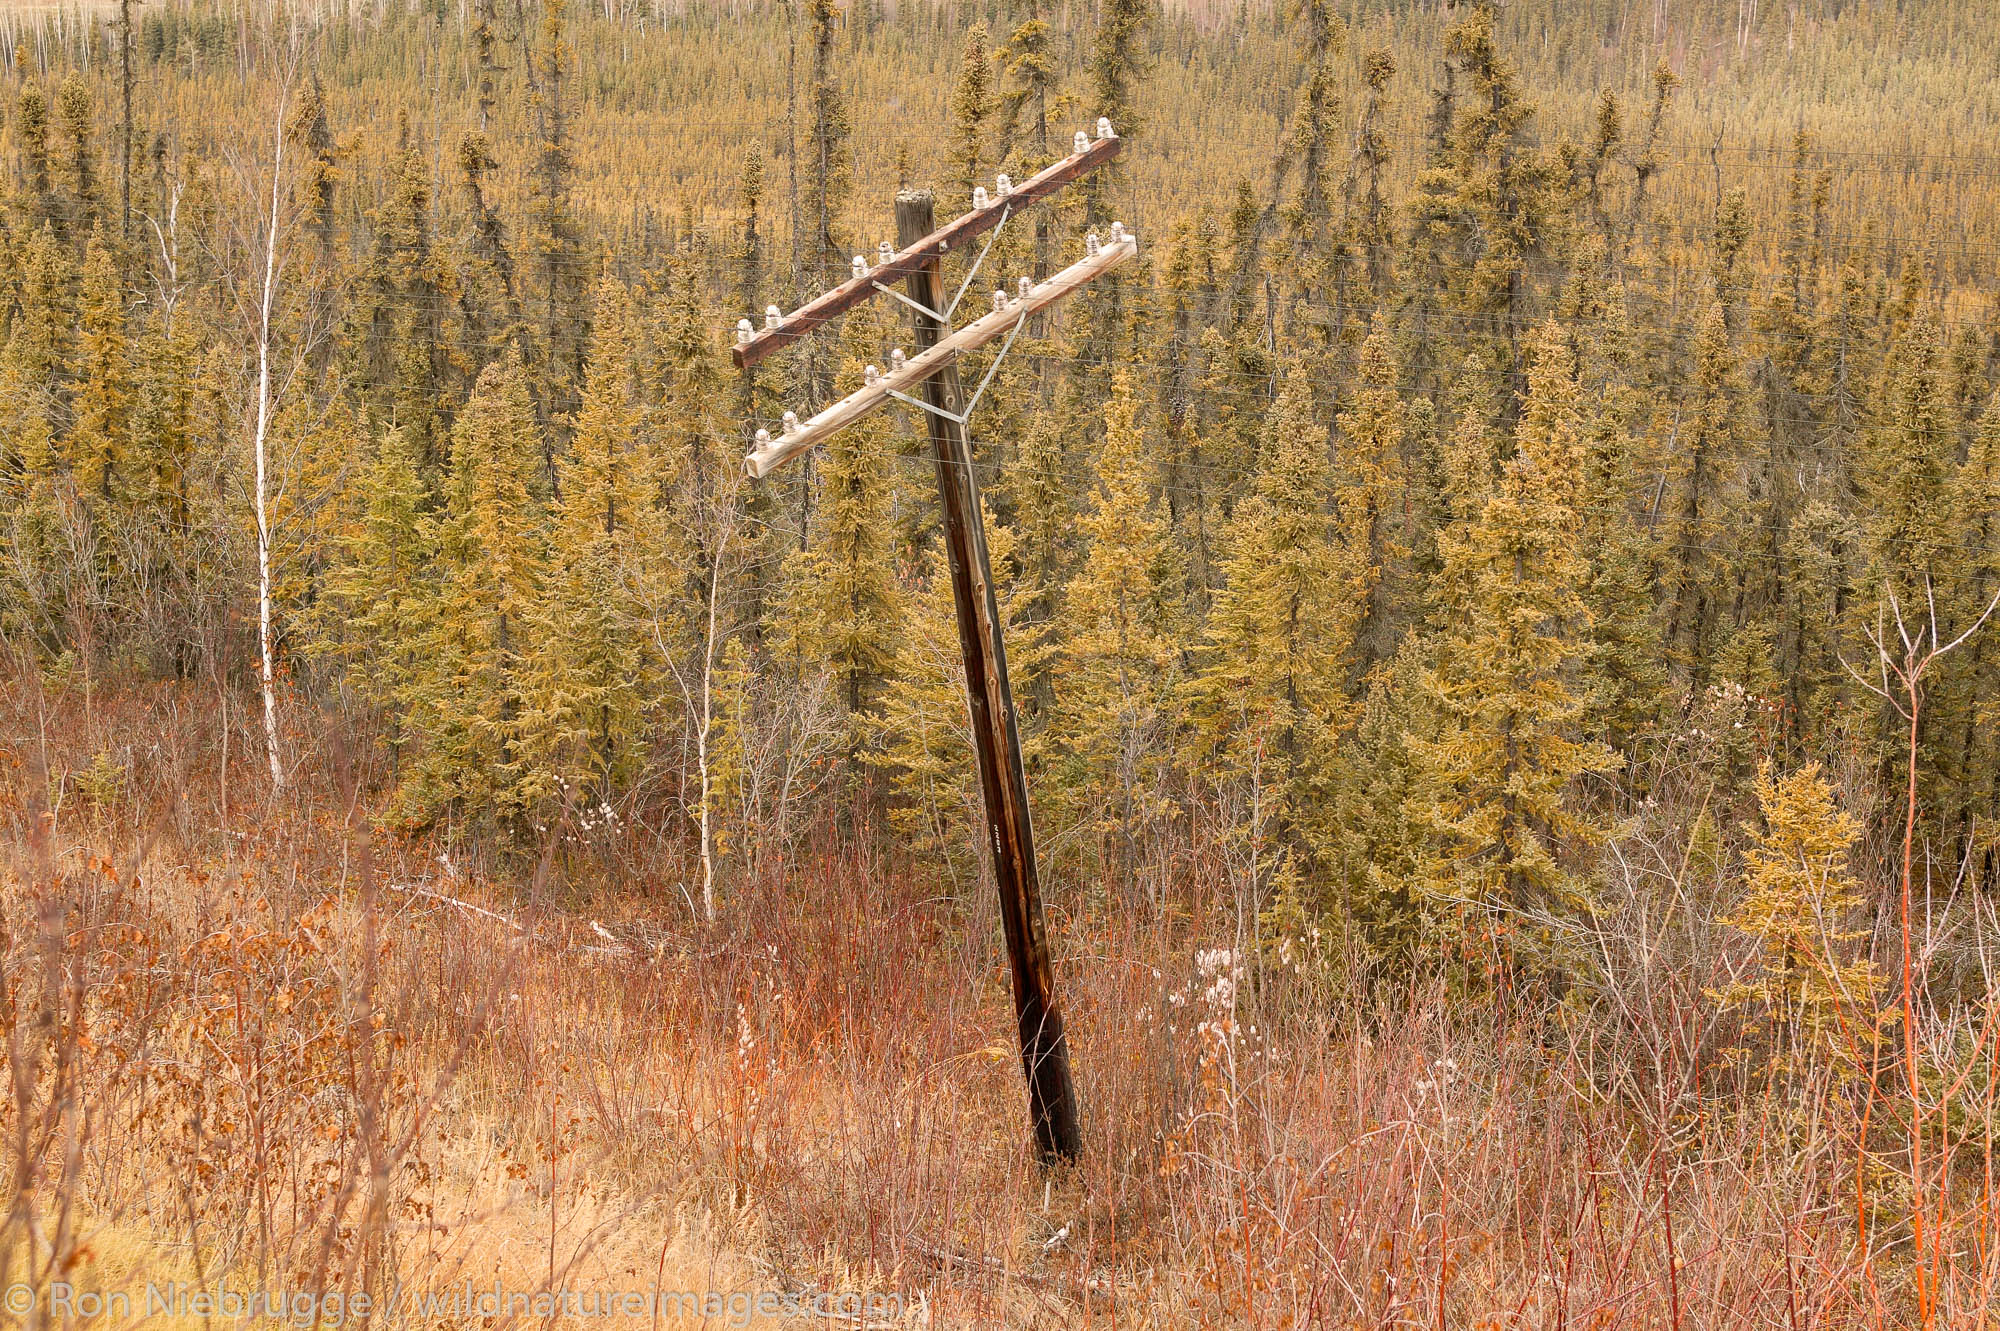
[743,229,1137,478]
[730,131,1123,371]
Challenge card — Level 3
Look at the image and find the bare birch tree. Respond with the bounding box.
[217,37,322,795]
[653,479,742,924]
[251,101,288,792]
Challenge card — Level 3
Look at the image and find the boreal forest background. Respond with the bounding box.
[6,0,1998,948]
[7,0,2000,1320]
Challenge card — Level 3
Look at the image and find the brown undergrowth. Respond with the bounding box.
[3,679,1994,1328]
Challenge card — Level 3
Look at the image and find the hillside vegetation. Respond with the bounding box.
[5,0,2000,1324]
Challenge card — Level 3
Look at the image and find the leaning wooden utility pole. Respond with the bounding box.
[738,121,1132,1163]
[897,187,1079,1162]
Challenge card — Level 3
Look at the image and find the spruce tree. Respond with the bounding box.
[320,425,434,755]
[1349,48,1397,304]
[70,231,132,504]
[360,136,447,468]
[54,73,100,240]
[733,144,766,326]
[7,225,73,405]
[526,0,588,425]
[286,74,340,260]
[1158,216,1219,605]
[0,232,71,643]
[707,636,755,875]
[1271,0,1344,347]
[653,247,742,603]
[1055,371,1181,884]
[1664,301,1750,687]
[126,321,199,535]
[1863,314,1953,612]
[1420,356,1502,636]
[1945,396,2000,853]
[15,85,58,233]
[997,15,1056,169]
[1411,323,1618,934]
[1192,362,1359,878]
[1083,0,1152,222]
[947,25,994,211]
[775,305,901,753]
[1441,0,1550,403]
[398,356,550,831]
[804,0,852,292]
[1561,248,1665,753]
[1331,648,1438,968]
[999,406,1076,720]
[524,273,651,805]
[1336,314,1407,674]
[1714,763,1875,1076]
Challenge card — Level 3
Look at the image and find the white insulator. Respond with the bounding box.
[878,240,894,265]
[995,172,1014,196]
[890,348,907,370]
[736,317,754,345]
[973,185,991,210]
[782,410,800,434]
[864,364,880,386]
[765,304,784,330]
[852,254,869,279]
[1018,276,1032,299]
[993,289,1009,313]
[1110,221,1129,243]
[1085,230,1102,257]
[1074,129,1090,154]
[1097,116,1116,140]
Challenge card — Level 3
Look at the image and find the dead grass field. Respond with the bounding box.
[4,675,1993,1328]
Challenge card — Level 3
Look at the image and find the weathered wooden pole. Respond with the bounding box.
[895,189,1081,1163]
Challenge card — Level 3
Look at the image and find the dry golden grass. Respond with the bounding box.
[5,676,1997,1327]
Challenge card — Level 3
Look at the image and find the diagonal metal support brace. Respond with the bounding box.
[942,204,1011,320]
[885,387,965,425]
[957,306,1031,426]
[885,300,1028,431]
[872,280,945,323]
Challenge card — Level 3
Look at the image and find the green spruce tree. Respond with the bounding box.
[1410,323,1619,946]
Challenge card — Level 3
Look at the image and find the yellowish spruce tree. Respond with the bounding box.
[397,355,550,831]
[1715,763,1876,1075]
[1193,362,1360,858]
[776,303,902,754]
[523,274,652,810]
[1055,371,1182,884]
[70,230,131,504]
[1411,322,1619,931]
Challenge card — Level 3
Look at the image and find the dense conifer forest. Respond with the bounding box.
[5,0,2000,1323]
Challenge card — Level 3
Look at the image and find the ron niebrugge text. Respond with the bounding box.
[3,1279,905,1326]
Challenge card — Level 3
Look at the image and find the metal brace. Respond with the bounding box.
[884,303,1032,429]
[867,202,1013,325]
[958,304,1031,423]
[871,280,946,324]
[885,387,961,424]
[942,203,1011,320]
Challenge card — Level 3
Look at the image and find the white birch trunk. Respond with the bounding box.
[695,522,732,924]
[254,109,287,793]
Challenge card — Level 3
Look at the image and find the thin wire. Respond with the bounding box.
[739,418,1987,566]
